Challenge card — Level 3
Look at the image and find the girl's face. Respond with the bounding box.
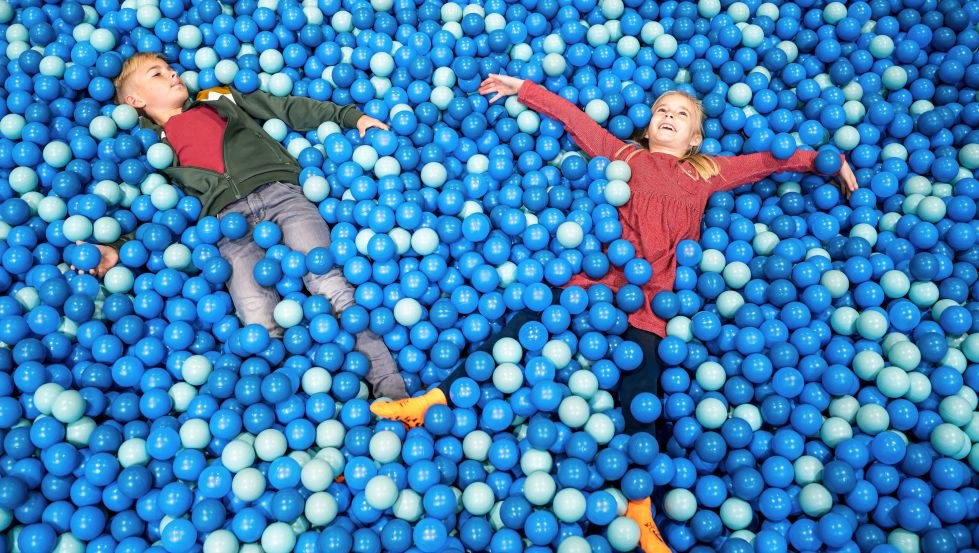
[646,93,703,155]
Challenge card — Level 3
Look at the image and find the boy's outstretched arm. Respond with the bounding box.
[70,242,119,278]
[356,115,389,137]
[229,87,367,131]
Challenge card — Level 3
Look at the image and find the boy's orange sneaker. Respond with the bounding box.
[369,388,448,428]
[625,497,672,553]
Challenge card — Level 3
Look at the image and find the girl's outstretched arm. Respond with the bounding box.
[479,74,631,161]
[836,161,859,197]
[479,74,524,102]
[706,150,859,198]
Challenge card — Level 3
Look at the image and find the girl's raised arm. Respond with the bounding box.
[480,74,631,161]
[706,150,858,198]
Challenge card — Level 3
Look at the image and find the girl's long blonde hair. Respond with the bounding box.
[632,90,720,181]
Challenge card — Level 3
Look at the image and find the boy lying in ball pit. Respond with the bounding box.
[371,73,860,553]
[90,52,409,400]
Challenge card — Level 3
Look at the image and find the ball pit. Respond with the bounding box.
[2,0,979,552]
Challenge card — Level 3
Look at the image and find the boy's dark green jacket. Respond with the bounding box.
[140,85,365,218]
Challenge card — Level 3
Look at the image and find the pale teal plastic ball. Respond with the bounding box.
[556,221,584,248]
[719,497,753,530]
[273,299,304,328]
[543,53,567,77]
[0,113,25,138]
[653,34,678,57]
[931,423,968,458]
[9,166,37,193]
[523,471,557,505]
[585,99,611,125]
[303,175,331,202]
[492,337,523,364]
[365,475,400,511]
[958,143,979,169]
[421,162,448,187]
[89,116,118,140]
[799,483,833,517]
[604,179,631,206]
[63,215,94,241]
[855,311,888,340]
[888,341,921,371]
[461,482,495,516]
[177,25,203,49]
[605,160,632,181]
[163,243,192,270]
[607,517,640,551]
[150,184,180,210]
[214,60,238,84]
[553,489,586,522]
[104,266,135,294]
[696,361,726,391]
[882,66,908,90]
[877,366,911,398]
[881,270,910,298]
[51,390,86,424]
[369,52,395,77]
[42,141,71,168]
[664,489,697,521]
[260,523,296,553]
[940,396,974,427]
[269,73,294,96]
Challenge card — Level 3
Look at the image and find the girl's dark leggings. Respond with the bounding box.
[437,306,663,436]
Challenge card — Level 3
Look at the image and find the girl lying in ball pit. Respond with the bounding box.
[372,73,859,553]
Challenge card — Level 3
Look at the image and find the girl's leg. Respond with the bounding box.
[436,308,541,395]
[372,305,546,427]
[618,326,663,435]
[617,326,672,553]
[626,497,672,553]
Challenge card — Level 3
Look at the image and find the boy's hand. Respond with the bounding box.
[836,158,859,199]
[357,115,389,137]
[71,241,120,278]
[479,74,525,103]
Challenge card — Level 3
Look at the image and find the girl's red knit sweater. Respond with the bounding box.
[517,81,820,338]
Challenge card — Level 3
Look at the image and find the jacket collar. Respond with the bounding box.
[138,94,226,133]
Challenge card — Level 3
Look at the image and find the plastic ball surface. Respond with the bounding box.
[3,1,979,553]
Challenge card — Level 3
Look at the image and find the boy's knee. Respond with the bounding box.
[234,294,280,336]
[308,273,355,313]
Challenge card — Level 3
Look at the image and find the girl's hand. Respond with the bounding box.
[479,74,525,103]
[836,157,859,199]
[357,115,390,137]
[71,242,119,278]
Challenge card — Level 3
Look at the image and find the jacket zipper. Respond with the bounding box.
[166,96,294,200]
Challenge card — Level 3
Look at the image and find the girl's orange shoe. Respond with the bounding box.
[625,497,672,553]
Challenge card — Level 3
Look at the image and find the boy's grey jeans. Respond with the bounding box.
[215,181,407,400]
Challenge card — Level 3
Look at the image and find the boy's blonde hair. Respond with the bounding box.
[112,52,167,105]
[634,90,720,181]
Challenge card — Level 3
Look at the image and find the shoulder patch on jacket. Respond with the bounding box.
[196,86,235,103]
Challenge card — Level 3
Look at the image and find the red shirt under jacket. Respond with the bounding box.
[517,81,820,338]
[162,105,227,175]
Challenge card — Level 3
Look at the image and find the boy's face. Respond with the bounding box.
[122,59,188,114]
[647,93,702,153]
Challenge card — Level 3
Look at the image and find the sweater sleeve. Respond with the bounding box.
[230,87,366,131]
[109,232,134,251]
[517,81,631,161]
[705,149,819,193]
